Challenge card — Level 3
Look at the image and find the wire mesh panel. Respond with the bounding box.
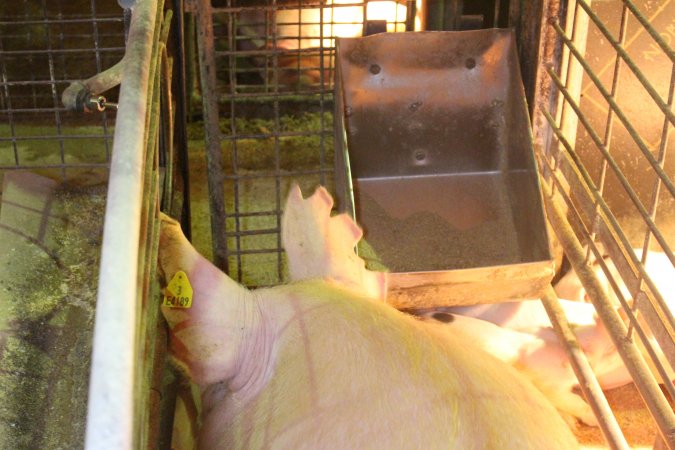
[191,0,415,287]
[0,1,127,448]
[0,1,125,183]
[533,0,674,447]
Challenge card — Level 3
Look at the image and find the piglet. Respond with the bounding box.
[158,211,578,449]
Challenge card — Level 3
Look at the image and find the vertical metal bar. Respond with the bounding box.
[196,0,229,272]
[41,0,67,180]
[586,3,628,260]
[628,62,675,339]
[272,1,283,283]
[557,0,590,182]
[226,3,242,280]
[541,287,630,450]
[318,0,327,186]
[90,0,113,163]
[0,36,20,166]
[171,0,192,240]
[84,1,158,448]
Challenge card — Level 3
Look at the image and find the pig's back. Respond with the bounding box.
[200,281,578,450]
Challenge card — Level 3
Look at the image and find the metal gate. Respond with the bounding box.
[530,0,674,447]
[0,1,182,448]
[193,1,674,448]
[190,0,416,286]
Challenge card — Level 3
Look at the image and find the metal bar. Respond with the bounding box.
[196,0,229,272]
[586,3,628,257]
[221,168,333,180]
[226,0,243,281]
[90,0,113,163]
[539,166,675,449]
[219,129,332,141]
[629,62,675,342]
[0,18,123,26]
[541,108,675,337]
[0,48,125,55]
[620,0,674,62]
[638,61,674,266]
[212,2,373,14]
[84,1,158,449]
[575,0,674,125]
[546,66,675,267]
[41,0,67,180]
[537,124,675,400]
[216,47,336,58]
[171,0,192,239]
[217,89,335,100]
[0,163,110,170]
[271,8,283,284]
[541,286,629,450]
[0,134,113,141]
[551,21,675,200]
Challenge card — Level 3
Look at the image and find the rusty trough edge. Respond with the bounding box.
[541,175,675,449]
[84,1,159,449]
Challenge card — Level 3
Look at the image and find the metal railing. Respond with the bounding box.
[533,0,675,447]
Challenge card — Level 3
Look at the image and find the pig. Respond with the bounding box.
[158,211,579,449]
[554,247,674,311]
[278,184,670,426]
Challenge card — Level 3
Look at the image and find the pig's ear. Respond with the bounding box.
[309,185,334,216]
[331,213,363,248]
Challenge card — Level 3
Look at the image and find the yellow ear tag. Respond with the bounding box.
[163,271,193,309]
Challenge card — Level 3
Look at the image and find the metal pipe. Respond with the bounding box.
[541,286,629,450]
[539,165,675,449]
[196,0,229,272]
[84,1,158,449]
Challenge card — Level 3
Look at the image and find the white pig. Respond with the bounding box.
[278,184,659,426]
[158,212,578,449]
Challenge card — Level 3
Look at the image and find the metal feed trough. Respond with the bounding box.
[334,29,553,309]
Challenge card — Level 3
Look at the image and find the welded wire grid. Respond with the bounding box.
[0,1,125,182]
[196,0,414,286]
[536,0,674,446]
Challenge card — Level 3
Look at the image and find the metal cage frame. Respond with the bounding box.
[530,0,675,447]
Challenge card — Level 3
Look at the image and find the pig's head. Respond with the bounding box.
[157,213,252,387]
[281,184,387,300]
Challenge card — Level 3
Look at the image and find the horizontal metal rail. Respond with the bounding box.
[221,168,333,180]
[219,130,332,141]
[212,1,398,14]
[218,90,335,101]
[215,47,335,58]
[0,162,110,170]
[0,17,123,26]
[0,134,113,141]
[0,47,125,56]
